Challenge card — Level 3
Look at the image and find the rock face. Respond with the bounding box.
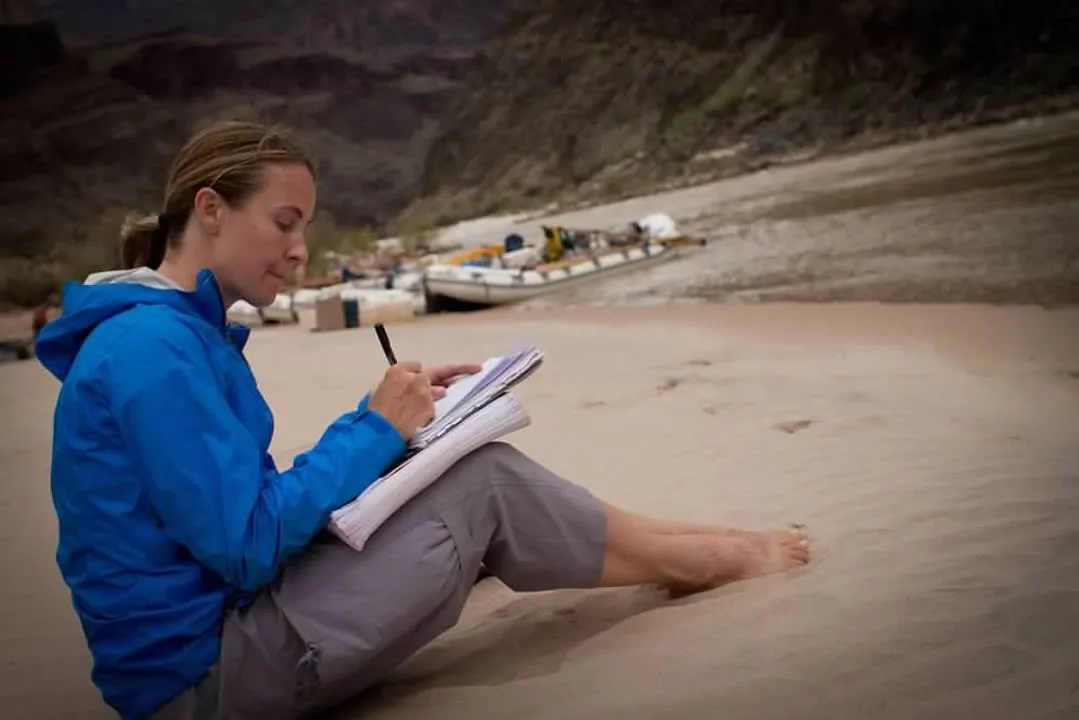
[0,1,516,264]
[0,0,44,24]
[418,0,1079,210]
[38,0,511,54]
[3,0,1078,309]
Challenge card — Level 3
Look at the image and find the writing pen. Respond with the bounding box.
[373,322,397,365]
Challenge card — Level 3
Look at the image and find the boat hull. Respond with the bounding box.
[422,243,676,310]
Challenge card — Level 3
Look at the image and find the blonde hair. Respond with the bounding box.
[120,121,315,269]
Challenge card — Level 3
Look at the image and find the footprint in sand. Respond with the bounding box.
[773,419,815,434]
[655,377,686,394]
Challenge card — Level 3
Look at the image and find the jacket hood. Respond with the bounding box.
[36,267,247,381]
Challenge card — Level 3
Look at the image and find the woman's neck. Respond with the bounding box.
[156,255,239,309]
[155,258,200,293]
[154,227,212,291]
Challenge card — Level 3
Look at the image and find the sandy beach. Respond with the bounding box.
[2,302,1078,719]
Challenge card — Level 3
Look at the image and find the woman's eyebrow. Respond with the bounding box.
[276,205,305,220]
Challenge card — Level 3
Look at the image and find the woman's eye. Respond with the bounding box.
[276,220,295,232]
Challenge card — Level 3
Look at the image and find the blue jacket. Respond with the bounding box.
[36,268,406,719]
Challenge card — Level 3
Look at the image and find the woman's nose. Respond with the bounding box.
[286,238,309,266]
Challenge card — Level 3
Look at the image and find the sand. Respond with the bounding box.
[2,302,1078,719]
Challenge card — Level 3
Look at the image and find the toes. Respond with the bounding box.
[779,529,811,565]
[780,530,808,547]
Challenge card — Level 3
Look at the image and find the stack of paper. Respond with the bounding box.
[412,344,544,449]
[327,345,544,551]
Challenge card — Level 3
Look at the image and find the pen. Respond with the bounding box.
[374,323,397,365]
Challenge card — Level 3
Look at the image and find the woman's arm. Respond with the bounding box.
[107,322,405,592]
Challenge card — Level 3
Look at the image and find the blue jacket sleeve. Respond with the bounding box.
[107,324,405,592]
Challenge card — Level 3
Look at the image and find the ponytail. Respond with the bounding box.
[119,213,170,270]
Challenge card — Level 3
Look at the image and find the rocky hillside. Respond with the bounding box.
[3,0,1078,308]
[414,0,1079,217]
[0,0,514,305]
[39,0,510,56]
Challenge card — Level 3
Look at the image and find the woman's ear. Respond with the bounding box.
[192,187,224,237]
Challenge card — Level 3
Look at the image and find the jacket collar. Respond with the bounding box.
[187,268,251,350]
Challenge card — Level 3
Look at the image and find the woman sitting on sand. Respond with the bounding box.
[36,121,810,720]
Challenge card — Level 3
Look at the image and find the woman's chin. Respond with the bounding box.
[252,282,283,307]
[242,291,275,309]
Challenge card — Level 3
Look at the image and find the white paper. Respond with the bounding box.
[411,344,543,449]
[328,393,531,551]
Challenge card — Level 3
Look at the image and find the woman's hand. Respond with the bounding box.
[367,361,437,440]
[424,363,482,399]
[367,362,482,440]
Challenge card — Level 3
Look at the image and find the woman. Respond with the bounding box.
[36,121,810,720]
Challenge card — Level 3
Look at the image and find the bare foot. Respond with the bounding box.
[737,529,811,577]
[663,529,810,594]
[624,511,810,548]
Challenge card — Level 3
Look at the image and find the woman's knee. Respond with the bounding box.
[439,442,577,514]
[452,441,526,480]
[468,441,519,460]
[455,442,583,501]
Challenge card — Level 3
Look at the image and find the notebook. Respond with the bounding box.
[412,344,544,449]
[327,345,544,551]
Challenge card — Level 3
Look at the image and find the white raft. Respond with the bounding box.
[421,242,673,309]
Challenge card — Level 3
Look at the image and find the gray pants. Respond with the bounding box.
[151,442,608,719]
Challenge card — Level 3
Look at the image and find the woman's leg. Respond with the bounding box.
[462,444,809,592]
[214,442,809,718]
[597,502,809,590]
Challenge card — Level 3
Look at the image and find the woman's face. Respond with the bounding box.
[211,162,316,307]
